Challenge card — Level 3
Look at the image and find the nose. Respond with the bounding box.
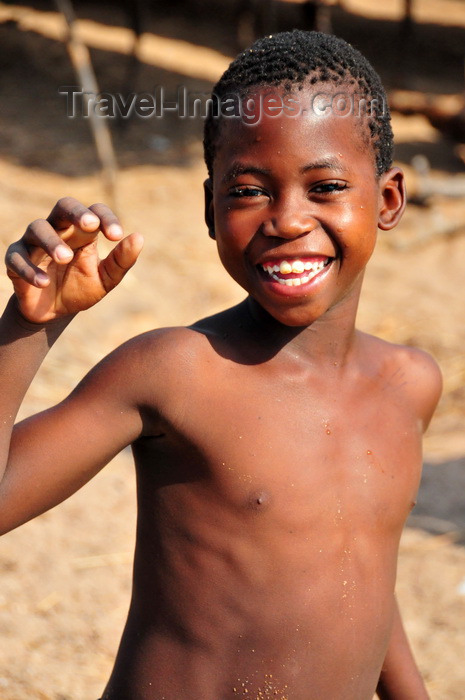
[261,194,318,239]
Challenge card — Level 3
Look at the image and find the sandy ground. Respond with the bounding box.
[0,1,464,698]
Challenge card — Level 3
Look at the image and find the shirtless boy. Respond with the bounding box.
[1,31,441,699]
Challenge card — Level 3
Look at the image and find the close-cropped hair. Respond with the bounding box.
[203,30,393,178]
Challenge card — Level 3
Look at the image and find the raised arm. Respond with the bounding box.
[0,198,144,534]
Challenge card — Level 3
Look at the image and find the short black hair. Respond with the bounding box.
[203,30,393,178]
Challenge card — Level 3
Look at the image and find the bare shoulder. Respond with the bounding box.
[124,324,208,360]
[105,311,232,395]
[106,323,216,384]
[393,343,442,430]
[79,322,220,438]
[359,332,443,431]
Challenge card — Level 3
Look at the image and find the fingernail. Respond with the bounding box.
[108,223,123,238]
[34,272,49,286]
[56,245,73,261]
[81,213,99,228]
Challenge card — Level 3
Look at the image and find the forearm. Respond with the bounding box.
[376,598,429,699]
[0,295,73,478]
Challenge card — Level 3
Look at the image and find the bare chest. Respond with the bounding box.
[142,365,423,535]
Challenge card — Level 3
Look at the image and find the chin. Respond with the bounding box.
[262,303,324,328]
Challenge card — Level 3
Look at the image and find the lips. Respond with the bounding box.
[259,256,332,287]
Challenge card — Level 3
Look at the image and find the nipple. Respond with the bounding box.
[248,490,270,510]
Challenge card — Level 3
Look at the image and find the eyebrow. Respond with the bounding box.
[221,158,345,184]
[221,164,271,184]
[301,159,344,173]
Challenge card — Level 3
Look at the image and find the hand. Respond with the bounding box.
[4,197,143,323]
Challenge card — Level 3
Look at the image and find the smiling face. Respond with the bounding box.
[205,84,405,327]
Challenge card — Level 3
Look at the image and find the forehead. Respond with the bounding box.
[213,84,377,178]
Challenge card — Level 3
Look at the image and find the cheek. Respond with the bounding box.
[214,207,259,254]
[337,205,378,253]
[214,203,237,238]
[215,234,244,278]
[215,243,253,294]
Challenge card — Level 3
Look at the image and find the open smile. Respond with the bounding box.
[259,257,333,287]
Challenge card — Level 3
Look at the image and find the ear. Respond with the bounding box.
[203,178,216,239]
[377,167,406,231]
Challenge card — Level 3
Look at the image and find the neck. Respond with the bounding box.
[244,295,360,368]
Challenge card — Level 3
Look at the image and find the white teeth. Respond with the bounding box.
[279,261,292,275]
[291,260,305,274]
[270,259,328,275]
[261,258,331,287]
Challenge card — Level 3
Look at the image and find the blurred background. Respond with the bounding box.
[0,1,464,697]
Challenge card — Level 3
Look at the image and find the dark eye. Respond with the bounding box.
[312,182,348,194]
[230,186,264,198]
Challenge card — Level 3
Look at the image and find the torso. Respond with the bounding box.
[101,309,427,700]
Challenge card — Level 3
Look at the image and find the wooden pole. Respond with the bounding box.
[54,0,118,209]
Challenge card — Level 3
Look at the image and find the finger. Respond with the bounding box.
[88,202,123,241]
[99,233,144,292]
[47,196,100,233]
[5,240,50,287]
[23,219,74,264]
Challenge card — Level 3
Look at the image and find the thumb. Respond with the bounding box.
[99,232,144,292]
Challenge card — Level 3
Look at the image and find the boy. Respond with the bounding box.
[1,31,441,699]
